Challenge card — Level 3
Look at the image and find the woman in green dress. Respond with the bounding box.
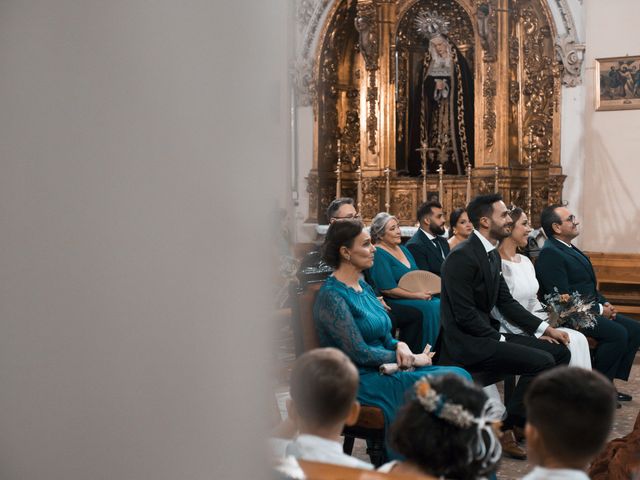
[367,212,441,349]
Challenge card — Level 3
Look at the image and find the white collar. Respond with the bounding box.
[555,238,573,248]
[473,229,497,253]
[524,466,589,480]
[291,434,343,454]
[286,434,373,470]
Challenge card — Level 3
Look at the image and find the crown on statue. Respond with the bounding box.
[415,10,449,40]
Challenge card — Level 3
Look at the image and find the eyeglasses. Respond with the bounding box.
[332,214,361,220]
[558,215,577,225]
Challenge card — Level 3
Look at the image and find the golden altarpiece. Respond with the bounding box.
[305,0,568,226]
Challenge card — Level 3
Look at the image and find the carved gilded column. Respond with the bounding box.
[377,1,397,173]
[474,0,498,169]
[475,0,513,181]
[355,1,380,171]
[493,0,511,170]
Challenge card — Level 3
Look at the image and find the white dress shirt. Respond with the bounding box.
[284,434,373,470]
[522,466,589,480]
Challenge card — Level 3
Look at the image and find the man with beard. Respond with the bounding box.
[536,204,640,404]
[437,194,570,460]
[406,200,450,275]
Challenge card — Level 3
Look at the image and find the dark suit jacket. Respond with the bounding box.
[439,233,545,365]
[535,237,607,312]
[405,229,450,275]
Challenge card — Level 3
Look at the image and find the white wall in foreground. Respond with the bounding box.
[0,1,287,478]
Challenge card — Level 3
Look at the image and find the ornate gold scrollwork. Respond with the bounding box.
[361,177,381,221]
[451,189,466,209]
[391,190,414,222]
[547,174,565,205]
[477,178,493,195]
[476,1,497,62]
[519,5,556,165]
[483,64,496,149]
[355,2,379,153]
[308,0,565,226]
[341,88,361,171]
[396,49,408,142]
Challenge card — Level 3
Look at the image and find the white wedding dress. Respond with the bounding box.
[493,254,592,369]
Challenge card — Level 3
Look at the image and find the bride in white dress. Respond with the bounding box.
[493,207,592,369]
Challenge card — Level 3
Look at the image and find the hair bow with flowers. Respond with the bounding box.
[414,377,503,469]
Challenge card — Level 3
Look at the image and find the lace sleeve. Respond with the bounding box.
[314,289,397,367]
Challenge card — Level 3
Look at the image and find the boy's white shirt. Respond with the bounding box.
[281,434,373,470]
[522,467,589,480]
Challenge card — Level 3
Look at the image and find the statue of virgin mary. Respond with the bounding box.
[407,11,474,176]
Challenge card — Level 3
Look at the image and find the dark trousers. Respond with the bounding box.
[466,334,571,429]
[582,313,640,381]
[388,303,424,354]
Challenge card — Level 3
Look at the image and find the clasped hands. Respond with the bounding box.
[396,342,435,369]
[602,302,617,320]
[540,326,570,345]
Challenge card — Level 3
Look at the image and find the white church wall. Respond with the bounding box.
[548,0,587,245]
[579,0,640,253]
[560,85,587,241]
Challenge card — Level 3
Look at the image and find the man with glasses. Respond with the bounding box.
[536,204,640,404]
[326,198,360,223]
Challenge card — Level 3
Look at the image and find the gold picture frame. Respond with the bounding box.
[595,55,640,111]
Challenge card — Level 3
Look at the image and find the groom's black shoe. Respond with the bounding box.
[617,391,633,402]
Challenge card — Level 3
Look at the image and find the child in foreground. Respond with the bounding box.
[379,374,503,480]
[280,347,372,470]
[522,367,616,480]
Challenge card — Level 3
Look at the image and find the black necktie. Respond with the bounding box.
[488,250,499,276]
[432,238,445,259]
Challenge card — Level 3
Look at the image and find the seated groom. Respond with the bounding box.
[535,204,640,403]
[406,201,449,275]
[438,194,571,458]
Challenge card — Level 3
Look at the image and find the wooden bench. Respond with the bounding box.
[586,252,640,318]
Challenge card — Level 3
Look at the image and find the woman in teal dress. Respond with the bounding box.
[313,219,470,458]
[367,212,441,349]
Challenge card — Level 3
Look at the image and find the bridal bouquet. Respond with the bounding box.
[539,288,597,330]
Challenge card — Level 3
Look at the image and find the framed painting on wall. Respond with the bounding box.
[595,55,640,111]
